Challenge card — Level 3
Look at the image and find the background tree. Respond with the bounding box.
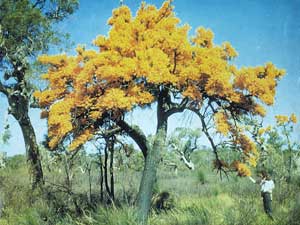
[34,1,285,222]
[167,127,202,170]
[256,114,299,182]
[0,0,78,188]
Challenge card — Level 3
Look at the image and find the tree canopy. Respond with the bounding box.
[35,0,285,177]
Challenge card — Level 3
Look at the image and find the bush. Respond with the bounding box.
[197,170,207,185]
[151,191,175,213]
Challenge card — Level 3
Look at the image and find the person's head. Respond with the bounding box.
[259,170,270,180]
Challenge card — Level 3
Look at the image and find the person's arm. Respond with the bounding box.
[248,176,256,183]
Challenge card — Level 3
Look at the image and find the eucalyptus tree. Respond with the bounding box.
[0,0,78,188]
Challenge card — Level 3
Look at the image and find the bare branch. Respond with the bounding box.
[188,107,222,165]
[96,127,122,138]
[202,99,210,116]
[170,143,195,170]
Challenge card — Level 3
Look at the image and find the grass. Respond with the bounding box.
[0,151,299,224]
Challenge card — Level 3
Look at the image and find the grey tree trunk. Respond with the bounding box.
[136,89,168,224]
[136,129,164,224]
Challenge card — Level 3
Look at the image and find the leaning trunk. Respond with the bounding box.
[19,116,44,188]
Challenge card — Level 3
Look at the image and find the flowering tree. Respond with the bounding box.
[34,1,285,222]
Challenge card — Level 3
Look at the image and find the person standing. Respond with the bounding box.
[249,171,275,220]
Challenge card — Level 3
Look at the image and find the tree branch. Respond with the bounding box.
[189,106,232,179]
[32,0,46,9]
[165,97,189,118]
[96,127,122,138]
[116,120,149,158]
[0,80,9,96]
[172,49,178,74]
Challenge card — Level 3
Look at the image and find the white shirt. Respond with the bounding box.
[260,179,275,193]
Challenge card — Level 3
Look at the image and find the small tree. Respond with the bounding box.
[256,114,299,182]
[167,127,202,170]
[35,1,285,222]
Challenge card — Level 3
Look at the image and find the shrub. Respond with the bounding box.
[151,191,175,213]
[197,170,207,185]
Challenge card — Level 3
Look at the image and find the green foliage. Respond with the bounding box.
[168,127,201,154]
[0,124,11,145]
[0,0,79,105]
[0,0,78,92]
[0,0,78,59]
[5,154,27,170]
[257,120,300,183]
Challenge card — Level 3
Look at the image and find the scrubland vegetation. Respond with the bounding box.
[0,141,299,225]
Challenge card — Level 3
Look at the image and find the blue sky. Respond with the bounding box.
[1,0,300,155]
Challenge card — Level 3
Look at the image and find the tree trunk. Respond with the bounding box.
[87,163,92,204]
[8,91,44,188]
[104,143,111,198]
[109,138,115,201]
[98,153,104,202]
[136,89,168,224]
[19,116,44,188]
[100,165,104,202]
[136,129,164,223]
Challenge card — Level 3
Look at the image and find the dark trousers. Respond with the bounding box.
[261,192,273,219]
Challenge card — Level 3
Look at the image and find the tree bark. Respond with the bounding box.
[19,115,44,188]
[104,142,111,198]
[136,89,168,224]
[109,139,115,201]
[6,84,44,188]
[136,129,164,223]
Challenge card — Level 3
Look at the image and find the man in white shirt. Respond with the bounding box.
[249,171,274,220]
